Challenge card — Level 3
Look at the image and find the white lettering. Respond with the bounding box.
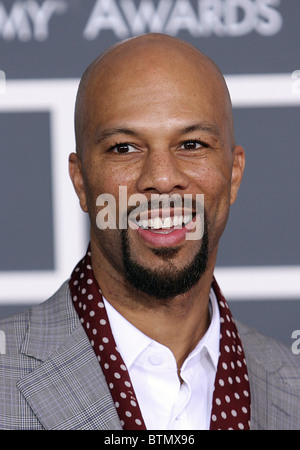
[148,435,156,445]
[127,193,149,230]
[165,0,200,37]
[199,0,226,37]
[0,330,6,355]
[225,0,257,37]
[0,69,5,94]
[0,1,31,41]
[255,0,283,36]
[118,185,128,229]
[84,0,283,40]
[95,187,204,241]
[83,0,129,39]
[291,70,300,95]
[105,434,139,447]
[0,0,284,42]
[0,0,67,41]
[120,0,173,35]
[96,193,117,229]
[25,0,67,41]
[291,330,300,355]
[185,194,204,241]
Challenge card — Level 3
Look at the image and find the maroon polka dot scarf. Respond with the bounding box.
[69,249,251,430]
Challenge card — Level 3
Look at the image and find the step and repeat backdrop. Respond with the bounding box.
[0,0,299,347]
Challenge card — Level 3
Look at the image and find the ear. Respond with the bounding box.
[69,152,88,213]
[230,145,245,205]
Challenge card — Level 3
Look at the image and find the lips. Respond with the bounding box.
[131,209,196,247]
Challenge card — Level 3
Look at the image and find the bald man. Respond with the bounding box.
[0,34,299,431]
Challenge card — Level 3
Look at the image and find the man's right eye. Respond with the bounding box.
[109,143,137,154]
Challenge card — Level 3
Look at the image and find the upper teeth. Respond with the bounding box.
[137,215,193,229]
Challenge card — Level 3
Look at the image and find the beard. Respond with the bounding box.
[121,218,209,303]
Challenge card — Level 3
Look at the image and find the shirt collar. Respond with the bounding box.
[186,287,220,371]
[103,286,220,372]
[103,297,153,369]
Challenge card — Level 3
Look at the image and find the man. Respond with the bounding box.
[0,33,299,430]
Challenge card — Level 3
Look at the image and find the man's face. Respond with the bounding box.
[70,42,244,301]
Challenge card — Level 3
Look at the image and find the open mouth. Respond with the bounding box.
[129,208,198,245]
[136,212,195,233]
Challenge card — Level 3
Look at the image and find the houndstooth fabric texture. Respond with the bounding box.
[0,278,299,429]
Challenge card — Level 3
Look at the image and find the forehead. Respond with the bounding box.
[80,39,232,143]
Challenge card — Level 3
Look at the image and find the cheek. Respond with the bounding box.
[84,160,122,200]
[83,160,139,230]
[93,158,138,192]
[191,163,231,203]
[190,164,232,243]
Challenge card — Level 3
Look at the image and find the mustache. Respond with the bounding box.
[125,194,200,219]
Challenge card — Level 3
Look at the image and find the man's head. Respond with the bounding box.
[69,33,245,303]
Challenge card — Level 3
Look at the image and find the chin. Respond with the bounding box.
[121,227,209,303]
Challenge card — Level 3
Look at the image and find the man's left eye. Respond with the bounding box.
[180,140,207,150]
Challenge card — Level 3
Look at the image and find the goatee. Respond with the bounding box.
[121,220,209,304]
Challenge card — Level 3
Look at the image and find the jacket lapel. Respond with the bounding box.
[17,282,122,430]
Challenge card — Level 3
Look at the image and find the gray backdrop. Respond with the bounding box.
[0,0,299,348]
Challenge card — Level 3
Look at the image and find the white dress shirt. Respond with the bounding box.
[103,288,220,430]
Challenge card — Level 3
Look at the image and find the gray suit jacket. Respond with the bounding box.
[0,281,299,430]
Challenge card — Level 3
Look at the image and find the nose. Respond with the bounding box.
[136,147,189,195]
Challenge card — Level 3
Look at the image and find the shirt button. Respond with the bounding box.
[149,354,162,365]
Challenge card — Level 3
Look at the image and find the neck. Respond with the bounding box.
[90,240,216,370]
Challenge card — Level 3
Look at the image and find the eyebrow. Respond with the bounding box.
[180,123,224,145]
[95,127,139,145]
[94,122,222,145]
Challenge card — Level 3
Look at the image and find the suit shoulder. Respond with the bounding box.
[236,320,300,429]
[0,281,74,429]
[0,309,30,357]
[236,320,298,362]
[0,281,71,358]
[236,320,300,386]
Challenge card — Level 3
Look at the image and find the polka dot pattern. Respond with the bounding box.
[209,279,251,430]
[69,248,250,430]
[69,249,146,430]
